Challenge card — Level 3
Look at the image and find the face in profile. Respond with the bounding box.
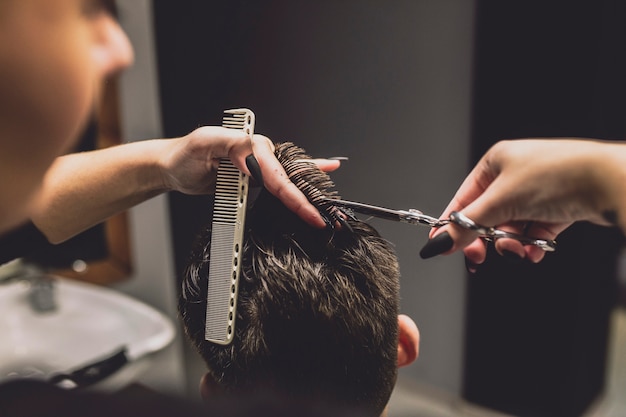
[0,0,133,233]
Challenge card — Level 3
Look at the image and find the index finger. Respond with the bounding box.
[439,156,499,224]
[250,135,328,228]
[424,158,498,254]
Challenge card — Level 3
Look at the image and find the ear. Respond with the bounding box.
[199,372,223,402]
[397,314,420,368]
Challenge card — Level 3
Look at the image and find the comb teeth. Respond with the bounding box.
[275,143,344,227]
[205,109,254,345]
[212,164,245,223]
[222,109,255,136]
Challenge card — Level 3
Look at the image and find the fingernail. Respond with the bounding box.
[336,215,354,233]
[420,232,453,259]
[321,214,334,230]
[328,156,349,161]
[465,257,479,274]
[245,154,264,187]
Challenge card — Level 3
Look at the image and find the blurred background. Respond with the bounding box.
[13,1,625,416]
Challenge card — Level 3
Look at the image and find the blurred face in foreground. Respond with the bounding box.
[0,0,133,233]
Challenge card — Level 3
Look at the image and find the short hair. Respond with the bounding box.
[179,144,400,416]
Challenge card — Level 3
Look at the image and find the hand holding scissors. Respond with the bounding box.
[324,198,556,252]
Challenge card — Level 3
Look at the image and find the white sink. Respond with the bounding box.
[0,271,175,389]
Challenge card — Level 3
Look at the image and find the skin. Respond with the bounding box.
[199,314,420,417]
[33,130,340,243]
[0,0,131,233]
[0,0,339,241]
[430,138,626,265]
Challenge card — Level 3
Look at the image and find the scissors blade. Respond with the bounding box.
[323,198,404,222]
[323,198,446,227]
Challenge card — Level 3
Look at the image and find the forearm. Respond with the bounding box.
[31,139,172,243]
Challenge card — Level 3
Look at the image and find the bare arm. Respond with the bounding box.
[421,138,626,263]
[32,126,340,243]
[32,139,167,243]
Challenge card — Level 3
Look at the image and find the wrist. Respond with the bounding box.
[590,142,626,230]
[607,146,626,232]
[141,138,179,193]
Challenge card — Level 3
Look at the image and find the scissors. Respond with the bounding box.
[324,198,557,252]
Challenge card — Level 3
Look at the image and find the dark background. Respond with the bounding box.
[465,1,626,416]
[152,1,626,416]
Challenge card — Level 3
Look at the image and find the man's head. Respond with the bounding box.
[179,144,418,416]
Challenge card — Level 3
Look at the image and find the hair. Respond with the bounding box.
[179,143,400,416]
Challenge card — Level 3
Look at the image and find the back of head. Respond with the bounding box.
[179,143,400,416]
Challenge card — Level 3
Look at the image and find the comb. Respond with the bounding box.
[205,108,255,344]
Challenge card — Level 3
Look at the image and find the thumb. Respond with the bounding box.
[450,179,516,246]
[420,179,514,259]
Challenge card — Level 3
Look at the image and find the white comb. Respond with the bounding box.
[205,108,255,344]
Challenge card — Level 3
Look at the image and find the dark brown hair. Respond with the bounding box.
[179,143,400,416]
